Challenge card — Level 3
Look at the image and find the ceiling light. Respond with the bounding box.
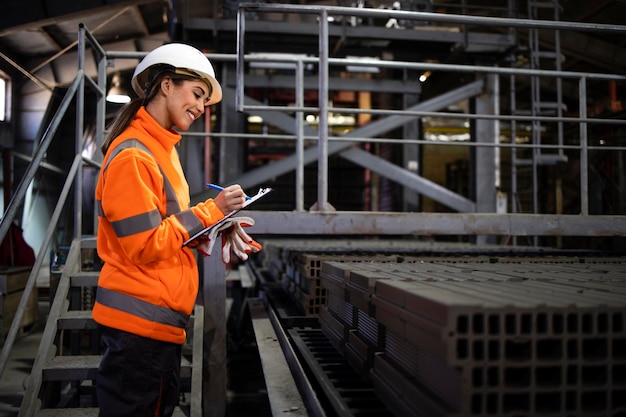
[106,72,131,104]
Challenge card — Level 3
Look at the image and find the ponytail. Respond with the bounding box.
[101,99,142,155]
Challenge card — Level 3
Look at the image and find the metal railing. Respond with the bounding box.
[0,24,104,379]
[234,2,626,217]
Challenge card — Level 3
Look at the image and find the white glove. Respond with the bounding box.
[221,217,262,263]
[195,218,235,257]
[196,217,262,263]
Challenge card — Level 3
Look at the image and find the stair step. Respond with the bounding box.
[43,355,193,381]
[36,406,188,416]
[58,310,96,330]
[81,236,97,249]
[43,355,100,381]
[70,271,99,287]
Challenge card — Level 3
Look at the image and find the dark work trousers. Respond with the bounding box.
[97,325,182,417]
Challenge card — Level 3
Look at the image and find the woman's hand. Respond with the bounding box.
[213,184,247,214]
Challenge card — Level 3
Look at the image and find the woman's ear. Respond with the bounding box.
[160,76,172,95]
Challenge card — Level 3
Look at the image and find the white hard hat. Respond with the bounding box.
[131,43,223,105]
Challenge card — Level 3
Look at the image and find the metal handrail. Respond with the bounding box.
[0,24,105,380]
[0,154,82,378]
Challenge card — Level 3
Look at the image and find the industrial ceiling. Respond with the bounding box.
[0,0,623,147]
[1,0,625,79]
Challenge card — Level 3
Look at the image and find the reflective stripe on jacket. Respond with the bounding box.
[93,107,225,344]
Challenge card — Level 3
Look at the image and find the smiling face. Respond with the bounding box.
[145,75,211,131]
[165,78,211,131]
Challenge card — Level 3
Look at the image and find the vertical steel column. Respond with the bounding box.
[554,2,564,160]
[202,253,227,417]
[94,39,106,233]
[474,73,500,211]
[579,77,589,215]
[317,9,330,212]
[236,7,246,113]
[75,26,86,239]
[296,60,305,212]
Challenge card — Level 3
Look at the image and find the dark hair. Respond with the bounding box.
[101,71,198,155]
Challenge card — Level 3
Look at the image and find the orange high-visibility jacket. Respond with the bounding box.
[93,106,225,344]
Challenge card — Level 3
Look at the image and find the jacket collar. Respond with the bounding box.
[132,106,182,152]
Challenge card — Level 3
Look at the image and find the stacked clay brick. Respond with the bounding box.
[320,258,626,417]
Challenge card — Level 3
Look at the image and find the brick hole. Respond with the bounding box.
[581,390,606,412]
[521,313,532,334]
[567,339,578,359]
[535,392,561,413]
[582,338,607,360]
[537,313,548,334]
[614,364,626,384]
[487,366,499,387]
[472,367,483,387]
[597,312,608,333]
[488,315,500,335]
[457,339,468,359]
[473,340,484,360]
[566,365,578,385]
[582,313,594,334]
[582,365,607,386]
[613,389,626,409]
[505,314,516,334]
[488,340,500,360]
[457,315,469,334]
[536,339,562,360]
[505,367,530,387]
[505,339,532,361]
[613,338,626,359]
[471,394,482,414]
[567,314,578,333]
[503,393,530,413]
[473,314,484,334]
[536,366,561,387]
[566,391,577,411]
[552,314,564,334]
[613,312,624,332]
[486,393,498,414]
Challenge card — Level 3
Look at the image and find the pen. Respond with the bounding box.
[207,183,251,200]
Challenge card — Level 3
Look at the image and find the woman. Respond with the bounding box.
[94,43,247,416]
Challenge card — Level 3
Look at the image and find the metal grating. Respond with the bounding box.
[289,328,395,417]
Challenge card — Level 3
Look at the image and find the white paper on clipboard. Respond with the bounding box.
[183,187,272,246]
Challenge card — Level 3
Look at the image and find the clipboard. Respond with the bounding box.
[183,187,272,246]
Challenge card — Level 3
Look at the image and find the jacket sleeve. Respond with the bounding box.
[99,148,224,264]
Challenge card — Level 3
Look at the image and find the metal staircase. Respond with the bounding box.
[17,237,204,417]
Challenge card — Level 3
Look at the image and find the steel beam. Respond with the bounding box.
[242,211,626,237]
[339,147,476,213]
[185,17,516,52]
[234,74,422,94]
[193,80,484,205]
